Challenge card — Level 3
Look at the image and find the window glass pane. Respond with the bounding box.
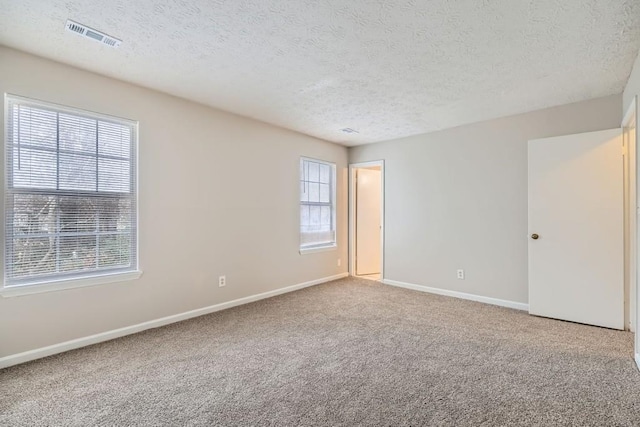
[12,148,57,189]
[319,164,330,184]
[308,161,319,182]
[98,158,130,193]
[10,190,57,278]
[320,206,331,226]
[320,184,330,203]
[300,205,310,230]
[15,106,57,149]
[59,197,97,233]
[59,153,97,191]
[59,113,97,154]
[99,198,132,232]
[99,234,132,268]
[98,122,131,158]
[12,194,57,236]
[300,181,309,202]
[59,235,97,272]
[310,205,321,228]
[11,236,57,278]
[308,183,320,203]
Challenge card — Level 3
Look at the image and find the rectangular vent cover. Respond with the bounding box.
[341,128,359,134]
[65,20,122,48]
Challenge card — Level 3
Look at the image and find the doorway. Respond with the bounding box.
[349,161,384,281]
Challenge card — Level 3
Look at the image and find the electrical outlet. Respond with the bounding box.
[219,275,226,287]
[337,259,341,267]
[457,269,465,280]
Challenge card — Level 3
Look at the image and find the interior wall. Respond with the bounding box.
[0,46,348,358]
[349,95,622,304]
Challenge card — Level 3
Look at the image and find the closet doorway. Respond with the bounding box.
[349,161,384,281]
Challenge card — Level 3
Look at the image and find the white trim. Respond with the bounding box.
[1,95,8,292]
[623,96,639,359]
[0,272,348,369]
[299,244,337,255]
[357,275,380,282]
[383,278,529,311]
[1,270,143,298]
[349,160,385,280]
[5,93,138,125]
[349,160,384,169]
[2,93,140,297]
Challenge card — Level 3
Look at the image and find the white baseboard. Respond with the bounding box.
[0,272,348,370]
[382,279,529,311]
[635,353,640,372]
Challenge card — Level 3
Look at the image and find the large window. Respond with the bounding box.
[3,95,138,293]
[300,157,336,252]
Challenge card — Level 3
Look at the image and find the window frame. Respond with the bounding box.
[1,94,141,297]
[299,156,337,254]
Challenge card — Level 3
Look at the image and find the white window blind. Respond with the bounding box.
[300,157,336,250]
[4,95,138,288]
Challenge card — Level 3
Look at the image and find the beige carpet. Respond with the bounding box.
[1,277,639,426]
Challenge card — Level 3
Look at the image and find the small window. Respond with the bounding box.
[3,95,138,292]
[300,157,336,252]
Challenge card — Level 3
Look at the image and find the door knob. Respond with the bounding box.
[531,233,539,240]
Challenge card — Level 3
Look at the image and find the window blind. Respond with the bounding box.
[4,96,137,287]
[300,157,336,249]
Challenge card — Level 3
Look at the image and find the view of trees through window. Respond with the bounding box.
[5,99,136,285]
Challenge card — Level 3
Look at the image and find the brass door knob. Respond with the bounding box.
[531,234,539,240]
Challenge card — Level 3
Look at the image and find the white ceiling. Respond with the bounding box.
[1,1,640,146]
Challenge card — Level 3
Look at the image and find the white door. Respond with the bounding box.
[356,168,381,275]
[528,129,624,330]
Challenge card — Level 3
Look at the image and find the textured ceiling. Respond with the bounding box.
[1,1,640,146]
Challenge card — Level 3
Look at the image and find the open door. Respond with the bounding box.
[528,128,624,330]
[349,161,384,281]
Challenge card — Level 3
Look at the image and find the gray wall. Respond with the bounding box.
[349,95,622,304]
[0,47,348,358]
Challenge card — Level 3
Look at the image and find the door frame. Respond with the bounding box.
[349,160,385,280]
[623,96,639,369]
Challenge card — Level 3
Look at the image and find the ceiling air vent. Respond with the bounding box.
[65,19,122,48]
[341,128,359,134]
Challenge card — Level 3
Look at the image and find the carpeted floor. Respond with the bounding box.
[1,277,639,426]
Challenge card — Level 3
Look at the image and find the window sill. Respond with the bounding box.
[300,244,337,255]
[0,270,143,298]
